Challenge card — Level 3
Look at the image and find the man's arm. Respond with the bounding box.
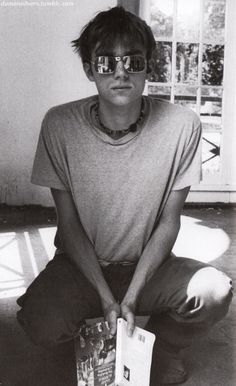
[51,188,120,334]
[121,186,190,334]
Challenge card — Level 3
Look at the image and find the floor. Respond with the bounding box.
[0,205,235,386]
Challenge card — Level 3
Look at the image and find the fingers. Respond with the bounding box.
[126,311,135,337]
[121,304,135,337]
[108,308,119,336]
[103,302,136,337]
[104,302,120,336]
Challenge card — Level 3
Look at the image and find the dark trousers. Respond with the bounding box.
[17,253,233,349]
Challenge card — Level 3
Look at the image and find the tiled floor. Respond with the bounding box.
[0,205,235,385]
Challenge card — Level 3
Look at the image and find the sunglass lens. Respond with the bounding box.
[94,55,145,74]
[128,56,145,72]
[95,56,115,74]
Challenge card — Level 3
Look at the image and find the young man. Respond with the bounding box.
[17,6,233,384]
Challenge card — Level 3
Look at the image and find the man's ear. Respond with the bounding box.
[83,62,95,82]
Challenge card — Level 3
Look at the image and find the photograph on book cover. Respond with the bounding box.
[75,318,156,386]
[75,321,116,386]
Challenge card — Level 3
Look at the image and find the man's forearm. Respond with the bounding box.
[58,219,115,309]
[122,187,189,308]
[122,217,180,307]
[51,188,120,335]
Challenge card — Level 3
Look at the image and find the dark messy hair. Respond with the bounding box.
[71,6,156,63]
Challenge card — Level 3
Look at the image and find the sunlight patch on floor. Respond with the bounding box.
[173,215,230,263]
[0,233,24,279]
[38,227,56,260]
[24,231,40,277]
[0,285,27,299]
[0,227,56,299]
[0,232,26,298]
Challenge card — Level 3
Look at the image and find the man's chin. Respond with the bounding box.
[107,95,141,107]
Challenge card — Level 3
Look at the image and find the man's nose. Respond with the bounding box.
[114,60,129,79]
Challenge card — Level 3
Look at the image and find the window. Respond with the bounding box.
[143,0,228,186]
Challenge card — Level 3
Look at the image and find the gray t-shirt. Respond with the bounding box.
[31,95,202,265]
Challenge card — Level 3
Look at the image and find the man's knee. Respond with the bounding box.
[186,267,233,324]
[17,301,75,349]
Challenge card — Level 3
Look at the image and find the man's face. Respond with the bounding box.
[84,42,147,107]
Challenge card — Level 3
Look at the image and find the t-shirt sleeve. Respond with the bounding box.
[31,112,70,191]
[172,118,202,190]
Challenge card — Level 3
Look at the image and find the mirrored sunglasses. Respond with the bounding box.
[91,55,146,74]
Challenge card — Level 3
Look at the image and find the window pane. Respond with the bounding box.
[201,114,222,133]
[148,85,171,100]
[150,0,174,39]
[176,43,199,83]
[175,85,197,96]
[202,132,221,172]
[174,85,197,112]
[176,0,200,41]
[201,87,223,98]
[201,87,222,124]
[149,42,172,83]
[201,101,222,118]
[202,44,224,85]
[175,98,197,112]
[203,0,226,43]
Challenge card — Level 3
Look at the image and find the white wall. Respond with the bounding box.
[0,0,116,206]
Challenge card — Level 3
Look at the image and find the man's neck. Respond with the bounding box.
[98,97,143,132]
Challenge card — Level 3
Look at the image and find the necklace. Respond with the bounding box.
[94,99,145,139]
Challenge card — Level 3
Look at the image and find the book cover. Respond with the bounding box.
[75,320,116,386]
[75,318,156,386]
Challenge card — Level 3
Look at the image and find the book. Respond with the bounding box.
[75,318,156,386]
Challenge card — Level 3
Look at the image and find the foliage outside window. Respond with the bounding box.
[148,0,226,176]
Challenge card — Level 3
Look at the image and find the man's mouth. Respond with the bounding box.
[111,85,132,90]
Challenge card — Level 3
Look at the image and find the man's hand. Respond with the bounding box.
[120,303,136,337]
[103,302,120,336]
[103,301,136,337]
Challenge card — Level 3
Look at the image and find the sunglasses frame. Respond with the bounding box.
[91,55,146,75]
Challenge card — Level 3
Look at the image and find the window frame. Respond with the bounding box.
[139,0,236,202]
